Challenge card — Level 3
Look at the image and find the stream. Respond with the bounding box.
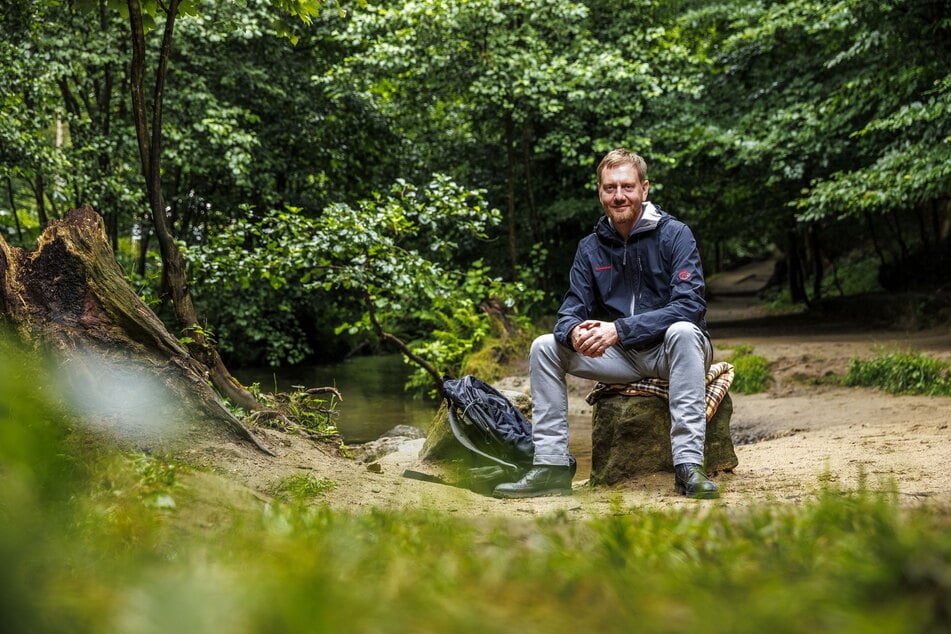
[237,354,437,444]
[237,354,592,478]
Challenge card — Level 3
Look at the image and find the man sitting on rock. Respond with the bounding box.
[493,148,718,500]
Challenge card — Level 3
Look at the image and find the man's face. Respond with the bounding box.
[598,164,649,228]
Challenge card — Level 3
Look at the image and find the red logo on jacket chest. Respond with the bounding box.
[678,269,691,281]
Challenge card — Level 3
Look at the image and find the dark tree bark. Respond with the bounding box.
[0,205,271,455]
[807,224,824,304]
[32,172,49,227]
[126,0,262,413]
[5,177,23,243]
[504,110,519,280]
[786,227,808,305]
[864,211,889,268]
[520,121,540,245]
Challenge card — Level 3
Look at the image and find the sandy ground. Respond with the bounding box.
[192,260,951,518]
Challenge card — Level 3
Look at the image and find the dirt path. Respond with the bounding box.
[194,260,951,518]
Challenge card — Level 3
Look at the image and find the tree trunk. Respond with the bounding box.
[126,0,262,413]
[504,110,518,280]
[807,224,823,304]
[0,205,271,455]
[33,172,49,227]
[520,121,539,244]
[864,211,889,268]
[785,227,808,305]
[135,220,151,278]
[5,176,23,243]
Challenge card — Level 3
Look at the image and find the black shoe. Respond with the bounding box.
[492,465,573,499]
[675,463,719,499]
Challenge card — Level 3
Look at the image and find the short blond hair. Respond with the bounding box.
[597,149,648,184]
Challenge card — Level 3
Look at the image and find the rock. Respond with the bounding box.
[418,401,456,462]
[590,393,738,486]
[351,425,426,463]
[379,425,426,440]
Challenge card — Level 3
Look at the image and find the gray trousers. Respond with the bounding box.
[530,321,713,467]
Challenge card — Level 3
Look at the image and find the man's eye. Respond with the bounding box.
[623,185,636,192]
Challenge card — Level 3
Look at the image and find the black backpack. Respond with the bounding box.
[442,375,535,473]
[413,375,574,493]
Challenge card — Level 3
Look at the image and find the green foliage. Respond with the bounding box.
[4,0,949,369]
[844,350,951,396]
[178,322,216,349]
[821,251,884,297]
[794,20,951,221]
[123,452,182,509]
[403,259,541,395]
[246,383,341,439]
[727,344,772,394]
[325,0,686,293]
[187,177,540,393]
[658,0,951,301]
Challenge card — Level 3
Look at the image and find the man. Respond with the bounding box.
[493,148,718,500]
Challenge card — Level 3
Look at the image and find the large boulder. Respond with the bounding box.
[590,393,738,486]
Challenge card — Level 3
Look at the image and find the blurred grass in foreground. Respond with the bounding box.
[2,339,950,634]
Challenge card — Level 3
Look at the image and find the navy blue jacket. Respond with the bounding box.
[553,202,708,351]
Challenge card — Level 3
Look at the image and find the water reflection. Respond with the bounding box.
[237,354,592,479]
[238,354,438,444]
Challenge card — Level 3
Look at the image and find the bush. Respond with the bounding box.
[727,344,772,394]
[844,350,951,396]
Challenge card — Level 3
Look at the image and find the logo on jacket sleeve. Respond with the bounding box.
[678,269,691,281]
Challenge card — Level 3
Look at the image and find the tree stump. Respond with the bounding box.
[590,393,738,486]
[0,205,269,454]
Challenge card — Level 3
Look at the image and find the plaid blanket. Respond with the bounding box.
[584,361,735,422]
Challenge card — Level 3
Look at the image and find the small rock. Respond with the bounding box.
[351,425,427,463]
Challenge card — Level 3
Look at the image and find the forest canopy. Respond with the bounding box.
[1,0,948,378]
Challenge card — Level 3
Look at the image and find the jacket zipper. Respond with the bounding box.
[630,251,641,315]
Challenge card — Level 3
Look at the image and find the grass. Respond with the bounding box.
[269,471,336,502]
[844,350,951,396]
[725,344,772,394]
[3,339,950,634]
[4,443,950,634]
